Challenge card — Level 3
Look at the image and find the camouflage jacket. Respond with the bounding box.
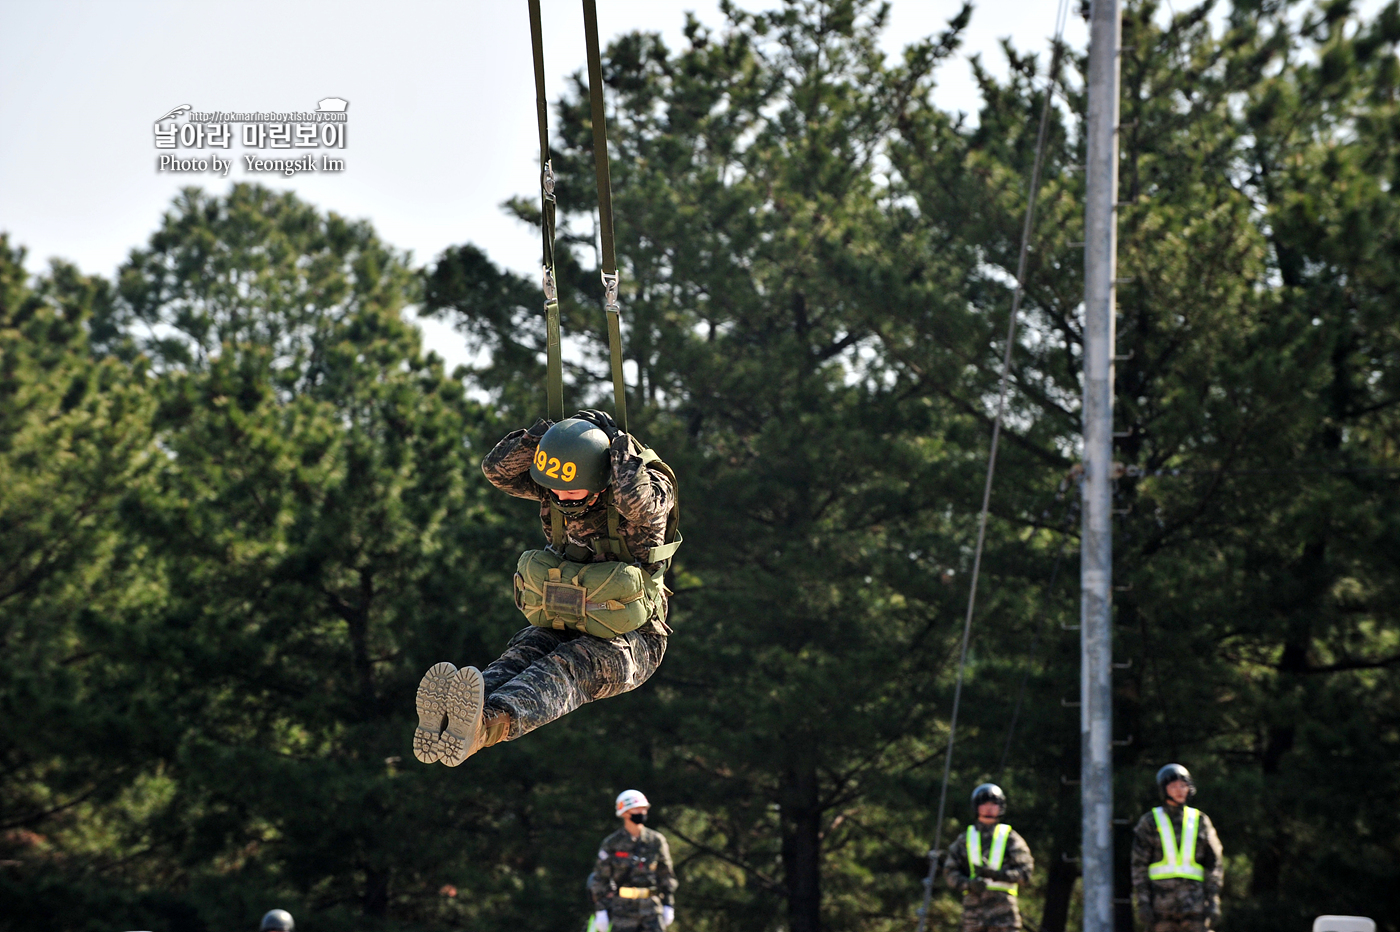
[1130,804,1223,918]
[481,421,675,634]
[945,821,1034,922]
[588,826,677,916]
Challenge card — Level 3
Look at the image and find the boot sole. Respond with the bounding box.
[413,661,457,764]
[440,665,485,768]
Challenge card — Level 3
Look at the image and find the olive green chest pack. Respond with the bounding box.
[512,446,680,639]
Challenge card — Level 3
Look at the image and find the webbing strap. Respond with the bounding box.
[645,534,683,565]
[550,503,565,550]
[636,446,682,565]
[605,499,635,562]
[586,454,683,567]
[582,0,628,434]
[528,0,564,422]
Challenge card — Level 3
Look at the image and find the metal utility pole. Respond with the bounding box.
[1081,1,1121,931]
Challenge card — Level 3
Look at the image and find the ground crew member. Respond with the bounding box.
[413,410,677,766]
[588,789,677,931]
[258,909,294,932]
[944,783,1034,931]
[1131,763,1224,932]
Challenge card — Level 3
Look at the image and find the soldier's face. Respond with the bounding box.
[554,488,591,501]
[977,802,1002,822]
[1165,780,1191,804]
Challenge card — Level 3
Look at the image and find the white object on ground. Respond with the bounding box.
[1313,918,1375,932]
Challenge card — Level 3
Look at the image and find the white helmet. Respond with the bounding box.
[615,789,650,816]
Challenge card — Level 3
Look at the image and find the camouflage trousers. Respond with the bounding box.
[610,914,665,932]
[483,626,667,741]
[961,918,1020,932]
[1150,920,1207,932]
[960,897,1021,931]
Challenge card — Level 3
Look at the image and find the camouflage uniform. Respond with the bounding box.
[585,872,604,921]
[945,822,1035,931]
[588,825,677,932]
[479,423,674,741]
[1130,804,1223,932]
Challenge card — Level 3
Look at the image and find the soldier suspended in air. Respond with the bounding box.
[588,790,677,932]
[413,2,681,768]
[1131,764,1224,932]
[413,411,679,766]
[945,783,1035,932]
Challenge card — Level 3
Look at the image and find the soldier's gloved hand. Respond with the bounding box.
[593,910,610,932]
[662,905,675,927]
[527,417,554,439]
[573,408,621,440]
[967,878,987,894]
[982,867,1011,882]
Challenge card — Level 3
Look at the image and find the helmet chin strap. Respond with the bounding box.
[553,490,602,515]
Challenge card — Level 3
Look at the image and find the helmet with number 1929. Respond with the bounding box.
[531,418,611,493]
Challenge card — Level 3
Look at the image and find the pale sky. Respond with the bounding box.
[1,1,1077,367]
[3,0,1388,365]
[0,1,1087,269]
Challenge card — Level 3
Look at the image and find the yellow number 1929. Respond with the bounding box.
[535,450,577,485]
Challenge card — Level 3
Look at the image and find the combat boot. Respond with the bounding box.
[439,667,511,766]
[413,661,457,764]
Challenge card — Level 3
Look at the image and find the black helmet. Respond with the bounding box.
[971,783,1007,816]
[1156,763,1195,799]
[531,418,611,496]
[260,909,295,932]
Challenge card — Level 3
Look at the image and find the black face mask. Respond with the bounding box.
[629,812,647,825]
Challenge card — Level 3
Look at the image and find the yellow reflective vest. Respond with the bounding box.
[1148,806,1205,881]
[967,823,1018,896]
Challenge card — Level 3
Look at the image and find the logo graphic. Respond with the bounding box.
[153,101,348,176]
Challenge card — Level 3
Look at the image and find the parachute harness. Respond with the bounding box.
[526,0,629,435]
[525,1,679,570]
[582,0,629,434]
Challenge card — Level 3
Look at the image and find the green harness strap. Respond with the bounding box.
[528,0,566,545]
[582,0,629,435]
[527,0,564,425]
[637,448,682,565]
[529,3,676,567]
[588,448,682,569]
